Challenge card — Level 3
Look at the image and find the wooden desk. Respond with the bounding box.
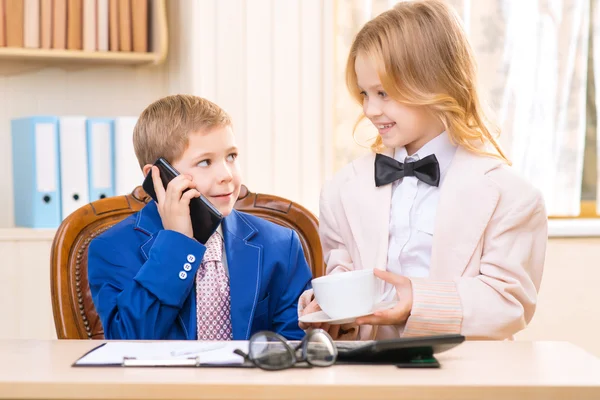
[0,340,599,400]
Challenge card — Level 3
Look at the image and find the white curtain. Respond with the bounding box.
[334,0,591,216]
[594,0,600,213]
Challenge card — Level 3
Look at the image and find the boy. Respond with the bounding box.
[88,95,312,340]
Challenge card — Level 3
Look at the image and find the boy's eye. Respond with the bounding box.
[226,153,238,162]
[197,160,210,167]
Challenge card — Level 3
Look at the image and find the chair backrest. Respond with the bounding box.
[50,185,323,339]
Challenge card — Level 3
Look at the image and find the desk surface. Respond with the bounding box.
[0,340,599,400]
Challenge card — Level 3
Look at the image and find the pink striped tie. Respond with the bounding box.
[196,232,233,340]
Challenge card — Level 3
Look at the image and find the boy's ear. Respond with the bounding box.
[142,164,153,177]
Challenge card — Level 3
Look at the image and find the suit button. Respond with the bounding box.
[187,254,196,263]
[183,263,192,272]
[179,271,188,280]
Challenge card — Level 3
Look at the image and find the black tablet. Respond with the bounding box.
[335,334,465,364]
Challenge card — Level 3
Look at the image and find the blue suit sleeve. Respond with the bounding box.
[272,231,312,340]
[88,230,206,339]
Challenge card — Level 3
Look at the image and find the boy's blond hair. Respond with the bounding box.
[133,94,232,169]
[346,0,509,163]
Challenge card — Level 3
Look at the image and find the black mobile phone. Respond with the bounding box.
[142,157,223,244]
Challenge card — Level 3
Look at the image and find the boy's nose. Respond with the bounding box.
[217,164,233,182]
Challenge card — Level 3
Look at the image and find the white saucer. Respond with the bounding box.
[299,301,396,325]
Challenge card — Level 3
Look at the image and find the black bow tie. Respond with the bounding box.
[374,153,440,187]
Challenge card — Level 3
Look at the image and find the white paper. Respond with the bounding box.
[75,341,248,366]
[59,117,90,218]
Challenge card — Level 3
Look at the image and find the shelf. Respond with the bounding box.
[0,228,56,242]
[1,219,600,242]
[1,220,600,242]
[547,219,600,238]
[0,47,164,65]
[0,0,168,73]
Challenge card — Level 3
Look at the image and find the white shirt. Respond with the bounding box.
[216,225,229,276]
[384,132,457,293]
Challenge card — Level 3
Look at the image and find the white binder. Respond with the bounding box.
[86,118,115,201]
[114,116,144,196]
[58,116,90,220]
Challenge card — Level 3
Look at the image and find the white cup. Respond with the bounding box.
[311,269,383,320]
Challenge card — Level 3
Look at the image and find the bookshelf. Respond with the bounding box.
[0,46,165,65]
[0,228,56,241]
[0,0,168,69]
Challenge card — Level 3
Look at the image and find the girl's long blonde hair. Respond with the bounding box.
[346,0,509,163]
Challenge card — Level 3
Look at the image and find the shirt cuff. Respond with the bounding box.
[402,279,463,337]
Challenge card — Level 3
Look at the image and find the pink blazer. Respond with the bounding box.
[312,146,547,340]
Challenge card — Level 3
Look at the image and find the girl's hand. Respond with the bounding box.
[298,296,357,340]
[298,298,325,330]
[355,269,413,326]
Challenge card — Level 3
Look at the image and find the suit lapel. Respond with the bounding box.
[430,147,503,279]
[134,201,162,261]
[340,149,393,273]
[223,210,261,340]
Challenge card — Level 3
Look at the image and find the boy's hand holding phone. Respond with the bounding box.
[143,157,223,244]
[150,166,201,239]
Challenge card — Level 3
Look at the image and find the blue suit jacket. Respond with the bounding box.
[88,201,312,340]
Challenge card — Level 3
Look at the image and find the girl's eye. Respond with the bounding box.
[378,91,387,98]
[359,90,367,97]
[226,153,238,162]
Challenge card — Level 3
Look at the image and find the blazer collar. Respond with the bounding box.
[135,202,258,261]
[340,147,394,274]
[222,210,261,339]
[134,201,163,236]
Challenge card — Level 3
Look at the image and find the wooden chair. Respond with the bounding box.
[50,185,323,340]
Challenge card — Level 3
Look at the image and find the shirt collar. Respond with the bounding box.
[394,131,457,174]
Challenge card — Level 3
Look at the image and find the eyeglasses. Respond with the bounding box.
[234,329,338,371]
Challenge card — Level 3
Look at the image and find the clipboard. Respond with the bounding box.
[72,341,254,368]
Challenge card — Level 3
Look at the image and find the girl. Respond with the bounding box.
[300,0,547,340]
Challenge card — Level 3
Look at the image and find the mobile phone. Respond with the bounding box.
[142,157,223,244]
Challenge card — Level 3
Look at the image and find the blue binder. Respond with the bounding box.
[86,118,116,201]
[11,116,62,228]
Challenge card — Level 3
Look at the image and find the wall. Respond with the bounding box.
[167,0,334,214]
